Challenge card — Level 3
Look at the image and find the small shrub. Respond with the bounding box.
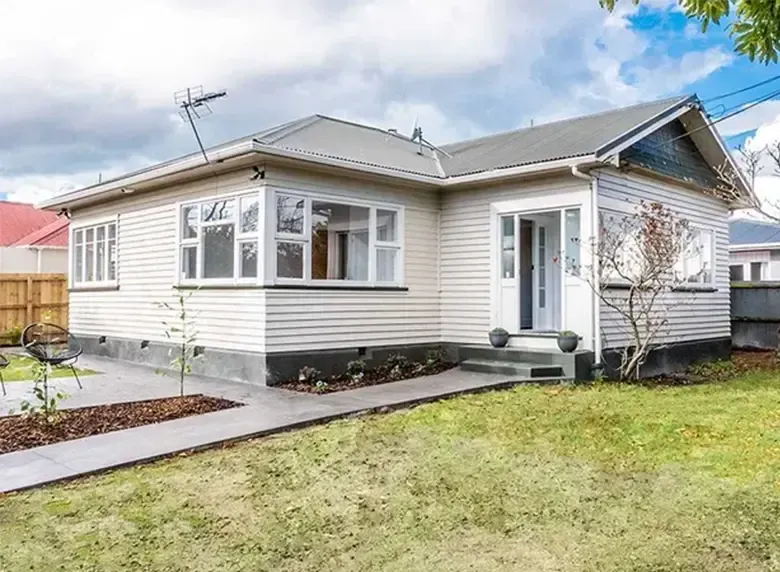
[425,348,447,369]
[490,327,508,335]
[298,366,321,384]
[315,380,329,393]
[687,359,735,381]
[3,324,23,345]
[346,359,366,382]
[19,362,67,425]
[385,353,410,370]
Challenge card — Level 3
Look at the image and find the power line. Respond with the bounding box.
[653,87,780,150]
[702,73,780,104]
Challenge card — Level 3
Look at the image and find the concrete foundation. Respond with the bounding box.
[601,337,731,379]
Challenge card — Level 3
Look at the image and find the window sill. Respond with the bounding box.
[174,283,409,292]
[69,283,119,292]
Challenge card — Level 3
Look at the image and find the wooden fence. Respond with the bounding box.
[0,274,68,344]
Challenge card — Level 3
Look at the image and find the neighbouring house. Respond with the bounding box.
[39,95,751,382]
[729,218,780,281]
[0,201,69,274]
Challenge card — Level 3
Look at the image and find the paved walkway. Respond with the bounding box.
[0,356,531,493]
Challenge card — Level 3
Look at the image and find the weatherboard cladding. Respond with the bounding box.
[622,119,719,189]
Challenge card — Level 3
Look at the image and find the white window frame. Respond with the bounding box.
[175,189,263,286]
[272,189,404,286]
[70,217,119,289]
[676,227,715,287]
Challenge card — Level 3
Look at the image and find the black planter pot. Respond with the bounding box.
[489,331,509,348]
[557,334,579,353]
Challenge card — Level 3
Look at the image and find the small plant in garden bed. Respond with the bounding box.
[279,349,456,394]
[0,395,241,455]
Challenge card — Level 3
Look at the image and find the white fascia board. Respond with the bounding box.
[729,243,780,252]
[37,141,258,210]
[441,155,599,188]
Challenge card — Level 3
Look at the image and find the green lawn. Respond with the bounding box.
[1,354,96,382]
[2,366,780,571]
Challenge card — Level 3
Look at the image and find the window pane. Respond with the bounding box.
[74,245,84,283]
[182,205,198,239]
[277,195,305,235]
[86,228,94,243]
[377,209,397,242]
[181,246,197,280]
[202,224,235,278]
[501,216,515,279]
[85,242,95,281]
[74,229,83,245]
[240,196,259,233]
[201,199,234,223]
[311,201,370,280]
[277,241,304,279]
[751,262,763,281]
[240,242,258,278]
[108,223,116,239]
[376,248,398,282]
[565,209,580,276]
[96,239,105,282]
[108,239,117,280]
[730,265,744,281]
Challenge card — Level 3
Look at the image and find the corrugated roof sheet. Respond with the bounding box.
[0,201,61,246]
[438,96,690,176]
[11,216,69,247]
[730,219,780,245]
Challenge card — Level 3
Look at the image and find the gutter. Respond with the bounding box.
[570,164,602,370]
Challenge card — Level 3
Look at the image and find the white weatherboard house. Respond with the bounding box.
[40,95,750,382]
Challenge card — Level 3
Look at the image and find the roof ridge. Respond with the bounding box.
[443,95,692,152]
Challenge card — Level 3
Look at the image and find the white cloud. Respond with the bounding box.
[0,0,734,199]
[718,100,780,137]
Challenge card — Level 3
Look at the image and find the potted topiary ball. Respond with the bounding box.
[489,327,510,348]
[557,330,579,353]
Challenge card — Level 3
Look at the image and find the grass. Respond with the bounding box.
[2,366,780,570]
[1,354,96,382]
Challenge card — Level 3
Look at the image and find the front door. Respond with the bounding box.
[533,222,552,330]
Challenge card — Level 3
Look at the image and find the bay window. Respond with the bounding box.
[178,194,260,283]
[72,220,117,286]
[274,192,403,285]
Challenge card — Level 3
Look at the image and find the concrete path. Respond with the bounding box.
[0,356,535,493]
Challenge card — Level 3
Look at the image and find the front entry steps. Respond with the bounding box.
[460,358,564,378]
[456,344,593,381]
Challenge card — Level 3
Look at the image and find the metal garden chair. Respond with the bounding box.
[21,323,83,389]
[0,353,8,396]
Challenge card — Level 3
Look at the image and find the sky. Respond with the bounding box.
[1,0,780,206]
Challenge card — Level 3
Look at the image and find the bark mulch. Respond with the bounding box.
[0,395,241,455]
[279,360,456,394]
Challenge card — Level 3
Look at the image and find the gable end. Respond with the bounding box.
[621,119,718,189]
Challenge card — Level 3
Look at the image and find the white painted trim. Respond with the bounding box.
[69,216,119,290]
[270,187,406,287]
[174,188,264,287]
[729,243,780,252]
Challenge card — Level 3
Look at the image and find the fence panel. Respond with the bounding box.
[0,274,68,344]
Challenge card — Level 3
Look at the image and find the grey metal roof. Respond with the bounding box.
[438,96,692,177]
[260,115,443,177]
[730,219,780,245]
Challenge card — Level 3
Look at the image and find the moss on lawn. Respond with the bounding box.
[2,370,780,570]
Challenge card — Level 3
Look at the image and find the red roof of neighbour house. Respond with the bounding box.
[0,201,64,247]
[10,216,69,248]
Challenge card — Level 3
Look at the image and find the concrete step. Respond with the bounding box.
[460,358,564,378]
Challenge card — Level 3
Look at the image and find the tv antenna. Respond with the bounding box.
[174,86,228,163]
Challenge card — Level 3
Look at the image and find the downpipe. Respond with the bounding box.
[571,164,603,377]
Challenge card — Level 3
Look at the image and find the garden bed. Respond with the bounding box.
[279,355,457,394]
[0,395,241,454]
